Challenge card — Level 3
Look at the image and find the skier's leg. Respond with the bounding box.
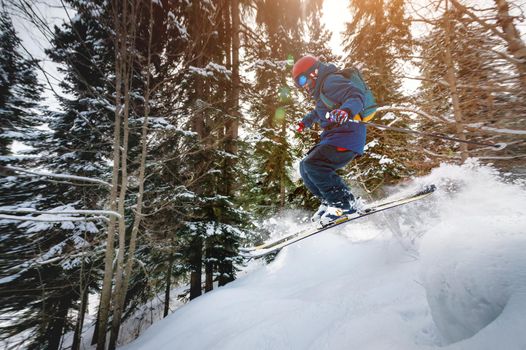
[300,150,331,221]
[299,147,324,199]
[301,144,357,207]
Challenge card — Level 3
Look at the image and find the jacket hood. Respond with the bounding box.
[311,62,339,99]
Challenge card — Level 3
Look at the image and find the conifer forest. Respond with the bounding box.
[1,0,525,349]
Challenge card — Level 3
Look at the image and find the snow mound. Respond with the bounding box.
[417,161,526,348]
[122,161,526,350]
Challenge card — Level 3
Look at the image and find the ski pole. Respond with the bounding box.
[324,112,507,150]
[361,121,507,150]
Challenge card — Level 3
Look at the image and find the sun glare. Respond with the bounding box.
[321,0,351,56]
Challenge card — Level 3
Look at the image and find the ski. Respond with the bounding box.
[241,185,436,259]
[240,186,432,253]
[239,223,318,253]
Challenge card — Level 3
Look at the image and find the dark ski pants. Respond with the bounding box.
[299,144,356,207]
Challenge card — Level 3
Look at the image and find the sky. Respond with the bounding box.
[12,0,353,111]
[11,0,68,111]
[11,0,526,109]
[321,0,351,56]
[320,0,422,94]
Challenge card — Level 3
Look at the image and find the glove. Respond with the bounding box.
[296,121,305,133]
[328,109,351,125]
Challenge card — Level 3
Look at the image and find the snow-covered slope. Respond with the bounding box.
[122,161,526,350]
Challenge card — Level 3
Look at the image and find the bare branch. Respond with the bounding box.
[449,0,510,42]
[377,105,453,123]
[0,209,121,219]
[2,165,112,188]
[0,214,109,222]
[402,75,519,93]
[466,124,526,135]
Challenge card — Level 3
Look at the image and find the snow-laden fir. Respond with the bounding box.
[122,161,526,350]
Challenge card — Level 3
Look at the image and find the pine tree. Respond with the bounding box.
[242,0,317,215]
[112,0,195,324]
[2,0,133,347]
[342,0,415,194]
[47,3,120,348]
[210,0,246,288]
[0,11,81,350]
[136,0,250,303]
[180,0,252,298]
[0,12,43,155]
[343,0,411,103]
[417,4,526,168]
[0,9,102,350]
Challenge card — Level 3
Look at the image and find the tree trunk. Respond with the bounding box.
[228,0,240,157]
[494,0,526,88]
[164,251,174,318]
[188,1,207,302]
[110,0,152,346]
[189,237,203,300]
[72,283,89,350]
[108,1,138,350]
[205,256,214,292]
[218,262,235,286]
[450,0,526,89]
[190,1,206,140]
[91,312,100,346]
[280,118,287,207]
[444,1,468,161]
[47,295,72,350]
[94,0,125,344]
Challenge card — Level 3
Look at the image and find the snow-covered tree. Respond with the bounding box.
[341,0,415,194]
[131,0,251,306]
[43,2,118,348]
[415,2,526,168]
[241,0,328,214]
[171,0,251,300]
[0,11,83,350]
[0,12,43,155]
[343,0,412,104]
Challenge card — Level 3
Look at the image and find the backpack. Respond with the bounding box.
[319,67,377,122]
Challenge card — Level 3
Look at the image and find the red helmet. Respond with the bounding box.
[292,55,319,89]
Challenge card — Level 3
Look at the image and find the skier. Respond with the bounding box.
[292,55,376,226]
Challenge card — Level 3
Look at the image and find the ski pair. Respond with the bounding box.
[240,185,436,259]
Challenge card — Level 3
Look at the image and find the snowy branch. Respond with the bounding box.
[35,250,100,266]
[489,48,525,66]
[475,154,526,160]
[465,124,526,135]
[423,148,461,159]
[449,0,520,54]
[0,214,110,223]
[377,105,452,123]
[379,106,526,136]
[1,165,112,188]
[0,209,121,219]
[402,75,519,93]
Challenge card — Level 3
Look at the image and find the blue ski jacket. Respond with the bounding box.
[301,62,367,155]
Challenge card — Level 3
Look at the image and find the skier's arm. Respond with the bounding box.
[301,99,330,129]
[300,110,317,129]
[326,75,365,117]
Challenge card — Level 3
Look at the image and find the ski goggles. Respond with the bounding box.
[296,74,310,87]
[294,64,318,88]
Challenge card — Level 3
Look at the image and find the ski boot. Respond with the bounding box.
[319,200,358,227]
[310,201,328,222]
